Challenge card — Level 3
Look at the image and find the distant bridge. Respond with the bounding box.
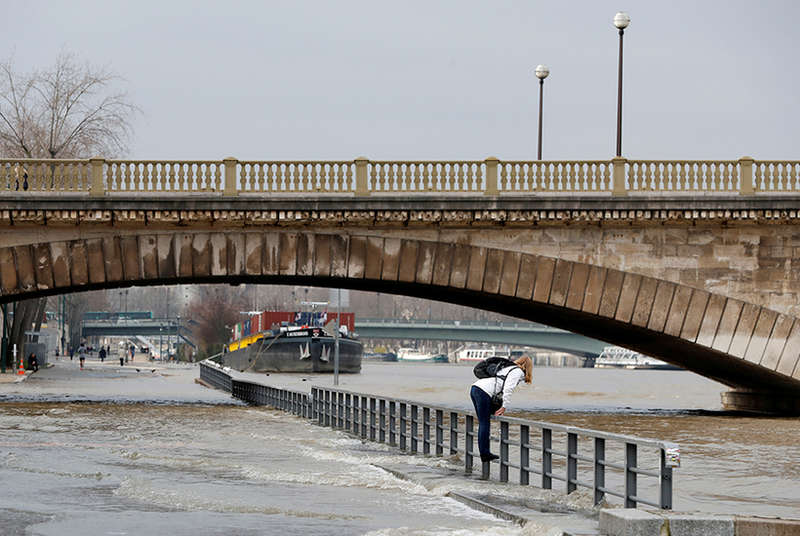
[81,319,195,348]
[355,318,605,358]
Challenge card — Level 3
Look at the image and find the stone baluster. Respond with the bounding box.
[355,157,369,196]
[612,157,627,196]
[223,157,238,196]
[484,157,499,195]
[739,156,754,195]
[90,157,105,197]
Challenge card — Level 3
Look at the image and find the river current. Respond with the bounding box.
[1,359,798,535]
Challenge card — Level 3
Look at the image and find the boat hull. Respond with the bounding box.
[221,335,362,373]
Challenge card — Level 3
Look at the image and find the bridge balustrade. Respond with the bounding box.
[199,361,679,510]
[3,156,798,197]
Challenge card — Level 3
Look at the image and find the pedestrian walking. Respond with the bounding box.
[129,344,136,363]
[99,347,106,363]
[469,356,533,462]
[77,342,87,370]
[69,346,74,361]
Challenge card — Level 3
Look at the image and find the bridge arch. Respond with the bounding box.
[2,230,799,412]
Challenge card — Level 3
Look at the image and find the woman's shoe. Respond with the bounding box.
[480,453,500,463]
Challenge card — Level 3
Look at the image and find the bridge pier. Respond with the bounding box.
[721,390,800,415]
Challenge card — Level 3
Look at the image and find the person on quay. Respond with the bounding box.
[99,347,106,363]
[77,342,87,370]
[28,353,39,372]
[469,356,533,462]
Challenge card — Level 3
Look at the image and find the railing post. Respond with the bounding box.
[399,403,407,451]
[324,390,331,427]
[465,415,474,473]
[423,407,431,455]
[347,394,354,433]
[739,156,754,195]
[389,401,397,446]
[223,157,238,196]
[500,421,509,482]
[567,432,578,493]
[625,442,638,508]
[435,409,444,456]
[660,447,673,509]
[410,405,418,454]
[484,156,499,195]
[354,157,369,196]
[379,399,387,443]
[612,157,627,196]
[594,437,606,505]
[449,411,458,455]
[360,396,368,438]
[520,424,530,485]
[542,428,552,489]
[337,392,344,429]
[369,398,377,441]
[89,157,105,197]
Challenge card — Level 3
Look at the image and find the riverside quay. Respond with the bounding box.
[2,155,800,414]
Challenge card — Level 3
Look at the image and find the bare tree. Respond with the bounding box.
[0,52,138,364]
[187,285,251,358]
[0,52,136,159]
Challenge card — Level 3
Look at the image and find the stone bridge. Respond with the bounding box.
[2,155,800,413]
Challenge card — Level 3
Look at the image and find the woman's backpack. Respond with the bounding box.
[474,357,517,411]
[473,357,517,379]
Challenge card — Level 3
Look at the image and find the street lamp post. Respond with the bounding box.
[613,12,631,157]
[534,64,550,160]
[334,288,340,386]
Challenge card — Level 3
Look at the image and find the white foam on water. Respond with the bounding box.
[112,476,365,520]
[239,465,431,495]
[362,526,524,536]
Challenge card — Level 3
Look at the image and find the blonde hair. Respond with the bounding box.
[514,355,533,384]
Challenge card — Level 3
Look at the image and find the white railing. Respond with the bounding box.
[1,156,797,197]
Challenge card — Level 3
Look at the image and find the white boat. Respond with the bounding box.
[452,345,509,363]
[595,346,680,370]
[396,348,448,362]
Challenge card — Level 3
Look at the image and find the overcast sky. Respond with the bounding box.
[3,1,798,161]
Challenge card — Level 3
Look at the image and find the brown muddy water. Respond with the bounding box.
[0,359,798,535]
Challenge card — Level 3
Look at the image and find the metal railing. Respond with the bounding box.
[1,156,797,197]
[199,361,679,509]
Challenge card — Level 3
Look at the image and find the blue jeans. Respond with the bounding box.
[470,385,492,458]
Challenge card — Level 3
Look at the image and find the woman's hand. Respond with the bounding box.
[493,407,506,416]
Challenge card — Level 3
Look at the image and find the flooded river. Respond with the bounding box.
[1,359,798,535]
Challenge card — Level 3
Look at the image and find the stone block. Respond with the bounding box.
[498,250,521,296]
[666,514,733,536]
[414,240,436,285]
[481,248,503,294]
[582,265,608,315]
[532,257,556,303]
[615,273,642,323]
[549,258,573,306]
[398,239,419,283]
[348,235,366,279]
[735,516,800,535]
[599,508,664,536]
[296,233,314,276]
[565,262,590,310]
[278,233,298,276]
[515,254,537,299]
[465,246,487,291]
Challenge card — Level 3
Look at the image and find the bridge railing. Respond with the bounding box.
[199,360,679,509]
[3,156,797,197]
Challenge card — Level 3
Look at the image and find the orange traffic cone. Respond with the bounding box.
[17,355,25,375]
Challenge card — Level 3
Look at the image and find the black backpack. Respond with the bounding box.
[473,357,516,379]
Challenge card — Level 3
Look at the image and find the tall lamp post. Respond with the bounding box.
[534,64,549,160]
[613,12,630,157]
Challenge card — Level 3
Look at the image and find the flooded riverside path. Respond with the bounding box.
[0,360,798,535]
